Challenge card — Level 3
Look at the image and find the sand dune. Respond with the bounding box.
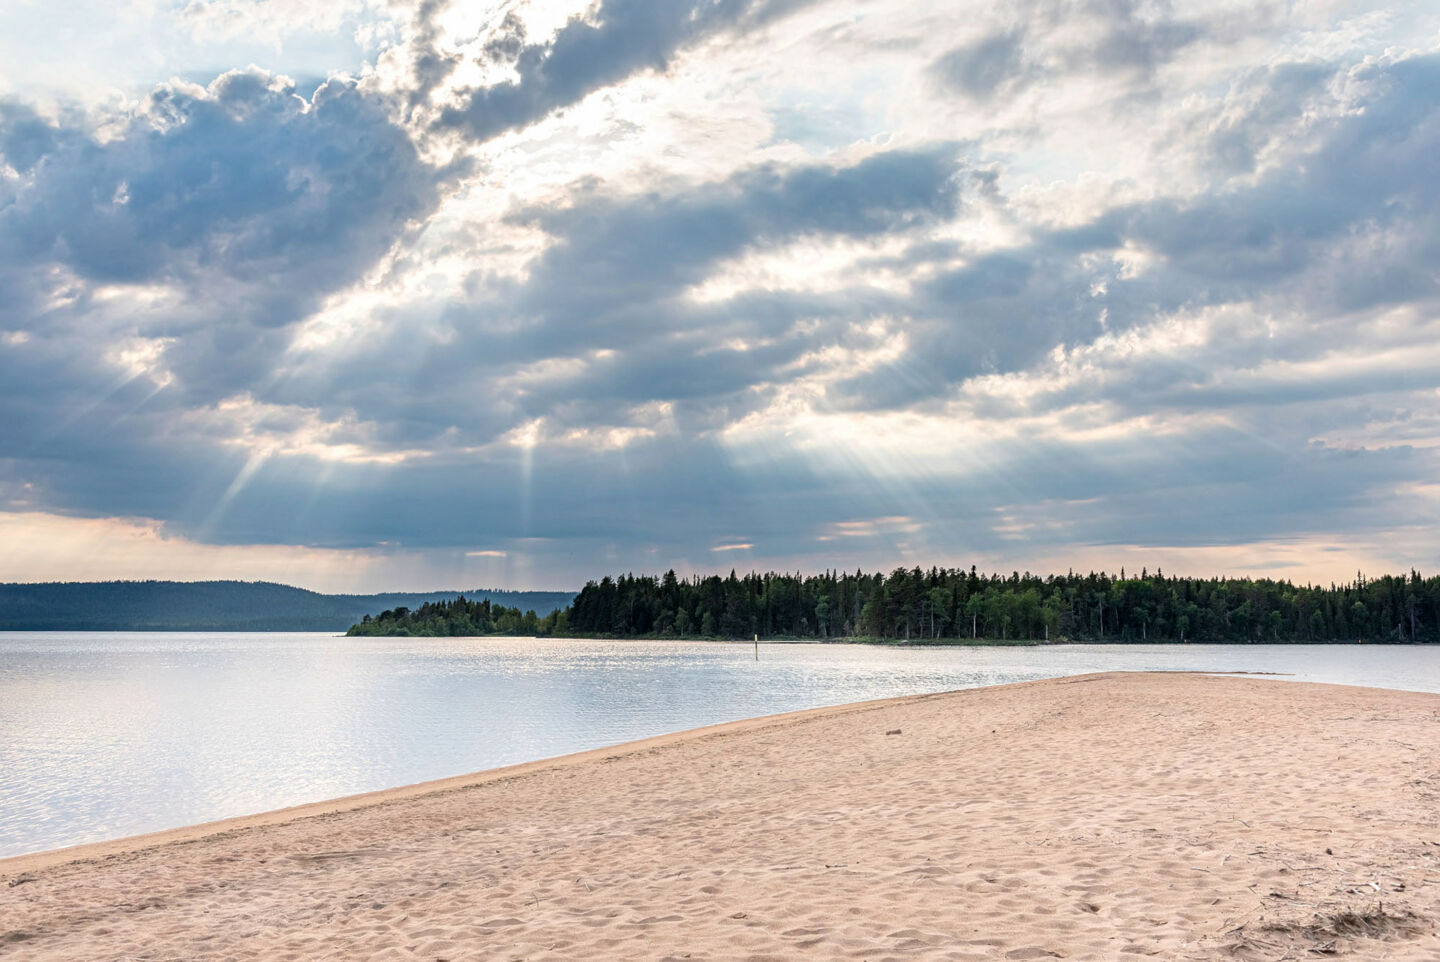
[4,672,1440,960]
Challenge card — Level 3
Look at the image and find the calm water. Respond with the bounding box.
[2,633,1439,859]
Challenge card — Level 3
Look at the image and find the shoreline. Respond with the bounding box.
[0,668,1389,871]
[0,669,1414,873]
[0,685,959,876]
[6,672,1440,960]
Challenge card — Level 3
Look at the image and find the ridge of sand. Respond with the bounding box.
[4,671,1440,960]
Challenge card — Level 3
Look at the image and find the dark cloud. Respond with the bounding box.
[482,10,527,64]
[1074,0,1204,77]
[930,30,1027,101]
[436,0,815,140]
[0,101,66,174]
[0,69,446,403]
[516,146,962,316]
[402,0,463,111]
[928,0,1274,106]
[3,70,438,309]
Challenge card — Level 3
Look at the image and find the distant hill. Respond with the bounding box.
[0,581,576,632]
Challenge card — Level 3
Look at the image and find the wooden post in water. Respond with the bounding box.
[754,634,759,660]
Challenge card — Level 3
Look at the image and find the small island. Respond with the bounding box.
[347,596,565,637]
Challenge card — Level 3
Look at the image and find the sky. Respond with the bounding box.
[1,0,1438,592]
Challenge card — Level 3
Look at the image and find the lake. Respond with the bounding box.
[3,633,1439,859]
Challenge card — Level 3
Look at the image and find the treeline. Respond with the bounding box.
[561,567,1440,643]
[346,596,566,637]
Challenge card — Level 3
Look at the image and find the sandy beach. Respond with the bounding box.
[3,672,1439,960]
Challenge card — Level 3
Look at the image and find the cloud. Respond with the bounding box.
[0,67,447,414]
[434,0,814,140]
[926,0,1262,107]
[4,0,1440,588]
[2,69,439,309]
[829,48,1440,414]
[0,101,62,174]
[284,144,964,445]
[930,30,1027,101]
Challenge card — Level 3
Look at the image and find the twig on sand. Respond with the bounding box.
[1222,902,1265,933]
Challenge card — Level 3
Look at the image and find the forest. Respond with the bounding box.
[349,567,1440,643]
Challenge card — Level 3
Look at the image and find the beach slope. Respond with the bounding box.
[3,672,1439,960]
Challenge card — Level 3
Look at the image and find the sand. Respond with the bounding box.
[3,672,1440,960]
